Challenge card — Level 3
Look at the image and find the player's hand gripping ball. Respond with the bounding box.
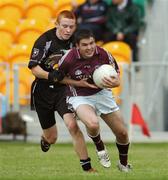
[93,64,117,88]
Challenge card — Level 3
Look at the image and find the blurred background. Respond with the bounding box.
[0,0,168,143]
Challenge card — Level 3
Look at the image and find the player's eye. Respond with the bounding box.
[62,25,68,28]
[69,25,75,29]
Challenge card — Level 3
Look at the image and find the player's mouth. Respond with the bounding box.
[62,34,71,40]
[86,51,94,57]
[64,34,71,37]
[87,49,94,54]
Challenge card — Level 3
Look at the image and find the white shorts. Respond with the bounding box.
[68,89,119,116]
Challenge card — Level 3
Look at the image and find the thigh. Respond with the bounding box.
[34,82,55,110]
[55,91,72,118]
[68,96,95,111]
[101,110,126,135]
[68,96,99,126]
[36,106,56,130]
[76,104,99,127]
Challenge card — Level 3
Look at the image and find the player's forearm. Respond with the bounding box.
[60,77,80,86]
[61,77,98,89]
[31,65,49,80]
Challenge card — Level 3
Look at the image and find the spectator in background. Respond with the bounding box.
[73,0,108,42]
[105,0,141,62]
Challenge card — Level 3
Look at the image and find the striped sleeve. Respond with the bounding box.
[106,51,120,74]
[58,49,72,75]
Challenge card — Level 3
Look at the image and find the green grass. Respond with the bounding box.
[0,142,168,180]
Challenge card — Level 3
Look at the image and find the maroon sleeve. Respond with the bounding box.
[104,50,120,74]
[58,50,73,75]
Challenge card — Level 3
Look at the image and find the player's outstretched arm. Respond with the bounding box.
[31,65,65,83]
[61,77,98,88]
[31,65,49,80]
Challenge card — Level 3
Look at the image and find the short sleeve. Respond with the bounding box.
[28,35,49,69]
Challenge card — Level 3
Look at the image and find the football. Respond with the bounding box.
[93,64,117,88]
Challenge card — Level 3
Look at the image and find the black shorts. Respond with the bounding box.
[31,80,72,129]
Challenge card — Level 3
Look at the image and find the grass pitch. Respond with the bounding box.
[0,141,167,180]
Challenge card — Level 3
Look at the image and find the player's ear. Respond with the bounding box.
[55,21,59,27]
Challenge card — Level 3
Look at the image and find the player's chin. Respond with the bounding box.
[86,52,94,57]
[63,35,71,40]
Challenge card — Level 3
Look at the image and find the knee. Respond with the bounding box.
[66,121,79,135]
[87,121,99,132]
[117,130,129,143]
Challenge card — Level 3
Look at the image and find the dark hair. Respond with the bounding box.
[74,29,95,44]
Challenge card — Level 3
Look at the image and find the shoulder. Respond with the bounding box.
[99,46,119,70]
[97,46,108,56]
[32,28,57,52]
[65,48,76,58]
[98,46,116,62]
[43,28,56,38]
[33,28,55,46]
[58,48,77,66]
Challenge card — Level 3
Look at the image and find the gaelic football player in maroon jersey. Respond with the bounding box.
[59,29,132,172]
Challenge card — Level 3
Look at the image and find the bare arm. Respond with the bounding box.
[60,77,98,88]
[31,65,49,79]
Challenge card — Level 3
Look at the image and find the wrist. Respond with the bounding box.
[48,70,64,83]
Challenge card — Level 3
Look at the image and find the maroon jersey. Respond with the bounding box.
[59,46,119,96]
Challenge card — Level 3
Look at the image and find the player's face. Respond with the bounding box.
[57,18,76,40]
[77,37,96,59]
